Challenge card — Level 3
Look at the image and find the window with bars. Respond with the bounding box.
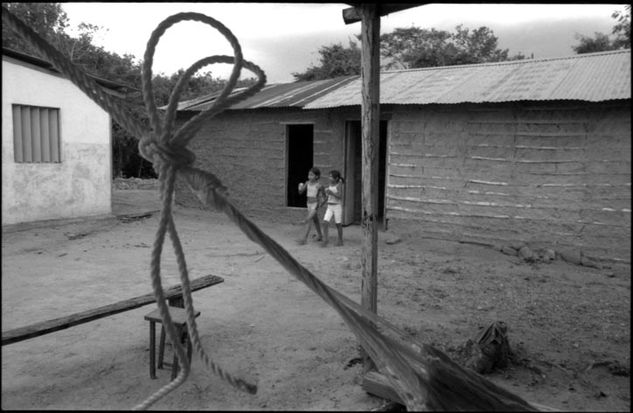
[12,104,61,163]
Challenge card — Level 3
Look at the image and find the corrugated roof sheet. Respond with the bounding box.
[304,49,631,109]
[173,76,357,111]
[173,49,630,112]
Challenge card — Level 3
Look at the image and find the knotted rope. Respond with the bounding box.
[3,8,264,410]
[3,7,546,411]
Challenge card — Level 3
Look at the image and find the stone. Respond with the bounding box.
[518,246,534,261]
[385,236,402,245]
[558,249,581,265]
[580,255,600,268]
[541,248,556,262]
[500,246,518,256]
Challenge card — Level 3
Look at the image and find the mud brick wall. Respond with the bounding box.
[174,108,352,221]
[386,101,631,266]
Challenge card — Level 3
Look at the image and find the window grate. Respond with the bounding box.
[12,104,60,163]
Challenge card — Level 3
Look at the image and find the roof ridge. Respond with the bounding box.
[383,48,632,75]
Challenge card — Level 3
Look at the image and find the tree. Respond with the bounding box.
[293,24,525,80]
[381,24,524,70]
[2,2,68,56]
[611,5,631,49]
[292,40,361,81]
[572,32,617,54]
[573,5,630,53]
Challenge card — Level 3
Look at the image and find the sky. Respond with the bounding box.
[60,3,627,84]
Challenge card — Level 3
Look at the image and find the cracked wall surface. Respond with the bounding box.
[2,57,112,225]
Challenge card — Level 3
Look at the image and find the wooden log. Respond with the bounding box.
[1,274,223,346]
[359,3,380,375]
[362,371,561,412]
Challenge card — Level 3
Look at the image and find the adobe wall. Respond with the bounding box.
[174,108,356,221]
[386,101,631,266]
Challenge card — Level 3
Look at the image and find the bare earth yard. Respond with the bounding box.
[1,188,630,410]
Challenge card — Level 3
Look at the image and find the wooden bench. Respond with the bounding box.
[1,274,223,346]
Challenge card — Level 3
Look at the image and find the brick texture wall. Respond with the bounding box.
[174,108,355,222]
[386,101,631,265]
[174,101,630,265]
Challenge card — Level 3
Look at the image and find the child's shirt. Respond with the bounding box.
[306,182,322,203]
[327,183,342,204]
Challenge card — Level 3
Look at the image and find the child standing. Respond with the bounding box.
[297,167,325,245]
[322,170,345,247]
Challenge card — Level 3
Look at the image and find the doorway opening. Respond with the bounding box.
[344,120,387,226]
[286,124,314,207]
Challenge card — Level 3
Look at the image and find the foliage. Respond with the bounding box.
[292,24,526,80]
[293,40,361,81]
[3,2,257,178]
[381,24,525,70]
[611,5,631,49]
[1,2,69,56]
[573,5,630,54]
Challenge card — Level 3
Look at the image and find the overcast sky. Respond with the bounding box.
[60,3,626,83]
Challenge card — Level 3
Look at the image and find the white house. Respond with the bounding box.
[2,48,129,226]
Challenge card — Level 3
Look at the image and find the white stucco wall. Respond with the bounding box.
[2,57,112,225]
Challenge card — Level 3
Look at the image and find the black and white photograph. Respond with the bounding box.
[2,2,630,411]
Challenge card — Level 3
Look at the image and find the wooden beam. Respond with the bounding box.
[359,3,380,374]
[362,371,561,412]
[342,4,424,24]
[2,274,224,346]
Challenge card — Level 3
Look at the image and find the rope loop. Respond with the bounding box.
[138,138,196,172]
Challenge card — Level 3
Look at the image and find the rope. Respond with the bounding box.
[3,6,543,411]
[3,7,264,410]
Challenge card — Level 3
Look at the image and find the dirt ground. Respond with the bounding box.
[1,187,630,411]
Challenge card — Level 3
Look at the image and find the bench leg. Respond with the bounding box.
[158,325,166,369]
[171,326,183,381]
[149,321,156,379]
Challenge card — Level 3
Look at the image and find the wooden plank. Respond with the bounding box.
[12,105,23,162]
[31,106,41,162]
[359,3,380,375]
[342,4,423,24]
[1,274,223,346]
[40,108,51,162]
[22,106,32,162]
[49,109,60,162]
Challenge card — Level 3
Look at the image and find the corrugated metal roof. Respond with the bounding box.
[304,49,631,109]
[174,49,630,112]
[173,76,357,111]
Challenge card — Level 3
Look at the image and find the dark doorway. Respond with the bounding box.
[286,124,314,207]
[344,120,387,226]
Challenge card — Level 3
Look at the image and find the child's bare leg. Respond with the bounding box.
[298,212,312,244]
[336,224,344,246]
[304,218,314,239]
[321,221,329,247]
[313,215,323,240]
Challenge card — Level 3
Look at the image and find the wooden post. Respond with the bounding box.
[359,3,380,373]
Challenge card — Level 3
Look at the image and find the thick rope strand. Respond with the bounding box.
[136,12,263,407]
[132,164,191,410]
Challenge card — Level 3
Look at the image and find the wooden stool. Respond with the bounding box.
[144,306,200,380]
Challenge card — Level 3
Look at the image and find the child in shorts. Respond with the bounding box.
[297,167,325,245]
[322,170,345,247]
